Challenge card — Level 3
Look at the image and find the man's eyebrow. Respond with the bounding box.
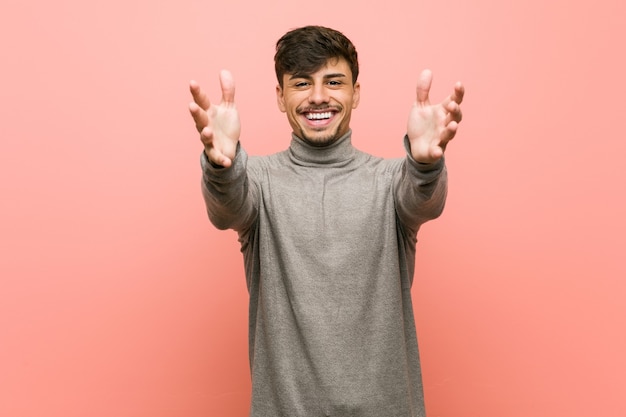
[288,73,347,80]
[289,74,310,80]
[323,73,347,79]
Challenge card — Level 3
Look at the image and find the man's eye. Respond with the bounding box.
[295,82,309,87]
[328,80,342,86]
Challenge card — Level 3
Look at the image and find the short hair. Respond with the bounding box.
[274,25,359,87]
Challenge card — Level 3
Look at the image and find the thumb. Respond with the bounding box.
[219,70,236,104]
[416,69,432,106]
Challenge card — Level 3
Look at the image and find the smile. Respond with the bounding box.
[305,112,333,120]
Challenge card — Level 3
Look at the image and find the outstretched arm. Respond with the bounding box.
[191,71,257,231]
[189,70,240,168]
[407,69,465,164]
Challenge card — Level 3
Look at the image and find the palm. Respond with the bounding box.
[189,70,241,167]
[407,70,464,164]
[207,100,240,157]
[407,103,449,162]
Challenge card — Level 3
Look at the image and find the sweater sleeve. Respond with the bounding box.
[200,144,258,232]
[393,135,448,233]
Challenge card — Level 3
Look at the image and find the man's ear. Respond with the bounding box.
[352,82,361,109]
[276,85,286,112]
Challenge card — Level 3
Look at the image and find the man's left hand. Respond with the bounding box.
[407,69,464,164]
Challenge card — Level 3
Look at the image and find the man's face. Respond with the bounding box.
[276,58,360,147]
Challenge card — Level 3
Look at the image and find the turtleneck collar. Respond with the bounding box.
[288,130,357,166]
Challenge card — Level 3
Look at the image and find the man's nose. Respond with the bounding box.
[308,84,329,104]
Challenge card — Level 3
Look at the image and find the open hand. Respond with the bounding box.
[189,70,241,168]
[407,69,464,163]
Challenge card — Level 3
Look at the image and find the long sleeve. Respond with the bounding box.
[393,135,448,233]
[200,133,439,416]
[200,145,258,232]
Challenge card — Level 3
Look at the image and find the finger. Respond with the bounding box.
[207,148,233,168]
[451,81,465,105]
[445,101,463,124]
[416,69,433,106]
[430,146,444,160]
[189,80,212,110]
[219,70,236,104]
[189,101,209,133]
[441,81,465,109]
[440,121,459,144]
[201,126,233,168]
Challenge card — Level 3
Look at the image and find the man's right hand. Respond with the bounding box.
[189,70,241,168]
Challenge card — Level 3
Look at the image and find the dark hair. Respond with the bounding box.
[274,26,359,87]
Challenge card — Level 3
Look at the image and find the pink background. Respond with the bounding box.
[1,0,625,416]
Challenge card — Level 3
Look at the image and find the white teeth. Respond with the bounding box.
[306,112,332,120]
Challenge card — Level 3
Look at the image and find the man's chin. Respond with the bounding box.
[300,129,342,147]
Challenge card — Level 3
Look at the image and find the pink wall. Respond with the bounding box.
[2,0,625,416]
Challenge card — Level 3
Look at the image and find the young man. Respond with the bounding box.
[189,26,464,417]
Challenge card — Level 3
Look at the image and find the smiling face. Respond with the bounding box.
[276,58,360,147]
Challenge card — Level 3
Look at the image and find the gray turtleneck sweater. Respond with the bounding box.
[201,131,447,417]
